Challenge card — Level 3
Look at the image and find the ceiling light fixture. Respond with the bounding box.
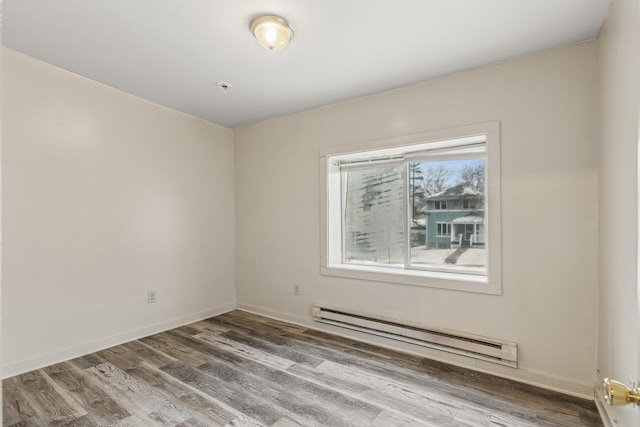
[251,15,293,52]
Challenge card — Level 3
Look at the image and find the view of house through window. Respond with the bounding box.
[409,158,485,274]
[341,143,486,275]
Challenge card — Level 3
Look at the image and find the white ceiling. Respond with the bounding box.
[4,0,611,128]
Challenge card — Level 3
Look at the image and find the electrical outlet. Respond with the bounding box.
[293,284,300,296]
[147,290,157,304]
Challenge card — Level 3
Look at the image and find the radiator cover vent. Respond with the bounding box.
[313,304,517,367]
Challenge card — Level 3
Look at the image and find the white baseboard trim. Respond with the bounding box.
[236,303,596,400]
[594,386,617,427]
[2,303,236,379]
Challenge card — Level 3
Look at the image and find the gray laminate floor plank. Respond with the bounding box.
[209,317,537,422]
[196,360,371,427]
[162,330,379,426]
[125,361,242,426]
[58,415,101,427]
[300,342,540,423]
[181,320,232,336]
[227,311,308,335]
[138,335,210,368]
[111,415,159,427]
[86,363,191,426]
[160,361,282,426]
[203,328,326,368]
[191,331,297,370]
[42,362,130,425]
[196,348,382,425]
[3,310,603,427]
[234,323,556,424]
[11,370,87,425]
[94,347,148,372]
[190,330,454,426]
[3,377,44,427]
[70,353,108,371]
[286,359,483,426]
[415,358,598,421]
[222,320,539,423]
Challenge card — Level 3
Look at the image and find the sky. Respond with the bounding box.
[413,158,484,187]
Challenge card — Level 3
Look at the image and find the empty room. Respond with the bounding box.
[2,0,639,426]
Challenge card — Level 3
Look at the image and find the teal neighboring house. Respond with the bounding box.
[422,184,485,248]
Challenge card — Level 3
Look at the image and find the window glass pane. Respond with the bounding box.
[343,165,404,266]
[409,158,486,274]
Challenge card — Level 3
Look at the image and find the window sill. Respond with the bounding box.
[321,264,501,295]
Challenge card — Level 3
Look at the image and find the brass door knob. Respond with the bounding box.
[603,378,640,406]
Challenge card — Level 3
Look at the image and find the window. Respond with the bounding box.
[343,163,404,265]
[320,122,501,294]
[436,223,451,237]
[463,199,477,209]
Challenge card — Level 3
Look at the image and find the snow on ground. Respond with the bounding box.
[456,249,485,267]
[347,248,486,273]
[410,248,455,264]
[411,247,485,268]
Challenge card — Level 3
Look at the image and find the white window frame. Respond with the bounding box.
[436,222,452,237]
[320,122,502,295]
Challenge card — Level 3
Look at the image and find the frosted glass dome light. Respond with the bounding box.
[251,15,293,52]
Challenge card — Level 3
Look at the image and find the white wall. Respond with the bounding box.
[597,0,640,424]
[2,48,236,377]
[1,1,5,420]
[235,42,599,395]
[1,35,603,399]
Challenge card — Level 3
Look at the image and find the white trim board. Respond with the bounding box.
[236,303,596,400]
[594,386,617,427]
[2,303,236,379]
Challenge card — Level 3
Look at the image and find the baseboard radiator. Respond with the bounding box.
[313,304,518,367]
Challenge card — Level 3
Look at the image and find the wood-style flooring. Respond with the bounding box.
[3,310,603,426]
